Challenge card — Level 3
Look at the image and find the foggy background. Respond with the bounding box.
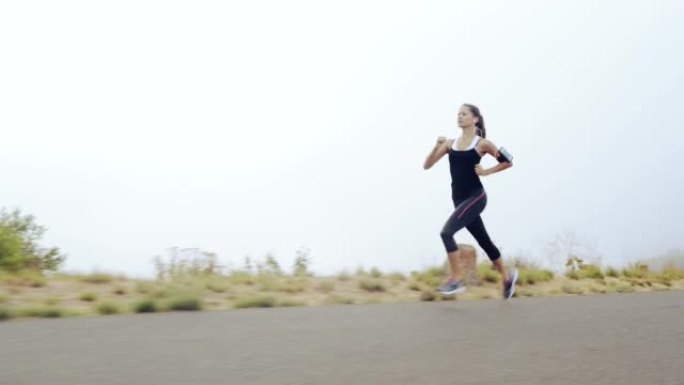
[1,0,682,278]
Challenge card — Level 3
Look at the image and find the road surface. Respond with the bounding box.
[1,291,683,385]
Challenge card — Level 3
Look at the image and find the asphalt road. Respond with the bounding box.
[1,291,683,385]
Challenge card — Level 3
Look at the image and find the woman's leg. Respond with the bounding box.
[466,215,510,284]
[466,215,518,299]
[440,191,487,282]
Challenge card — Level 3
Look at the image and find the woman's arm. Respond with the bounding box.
[474,139,513,176]
[423,136,450,170]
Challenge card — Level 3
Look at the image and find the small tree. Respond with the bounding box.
[0,208,65,273]
[264,254,282,275]
[293,247,312,277]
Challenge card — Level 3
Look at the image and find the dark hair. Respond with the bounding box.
[463,104,486,138]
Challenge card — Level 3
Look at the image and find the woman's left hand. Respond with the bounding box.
[475,164,489,176]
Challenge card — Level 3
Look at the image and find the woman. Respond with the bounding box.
[423,103,518,299]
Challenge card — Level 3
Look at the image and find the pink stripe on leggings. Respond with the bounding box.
[457,190,486,220]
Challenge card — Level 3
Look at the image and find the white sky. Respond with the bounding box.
[1,0,683,278]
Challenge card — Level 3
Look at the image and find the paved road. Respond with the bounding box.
[1,291,683,385]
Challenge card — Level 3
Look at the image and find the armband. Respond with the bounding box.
[497,147,513,163]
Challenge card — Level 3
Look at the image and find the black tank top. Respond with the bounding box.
[448,137,484,200]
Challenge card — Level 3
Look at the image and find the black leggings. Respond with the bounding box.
[440,189,502,261]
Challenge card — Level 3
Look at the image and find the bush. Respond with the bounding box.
[278,279,308,294]
[152,288,171,298]
[478,263,499,283]
[234,295,276,309]
[228,271,255,286]
[511,260,553,285]
[419,290,436,301]
[622,263,651,279]
[659,262,684,281]
[136,282,154,294]
[21,307,64,318]
[134,299,158,313]
[370,267,383,278]
[0,307,11,320]
[580,264,604,279]
[519,268,554,285]
[113,286,127,295]
[206,280,229,293]
[324,295,354,305]
[97,302,120,315]
[168,296,202,311]
[408,282,422,291]
[605,267,620,278]
[359,279,386,292]
[277,299,306,307]
[0,225,25,272]
[565,270,581,280]
[79,292,98,302]
[44,297,60,306]
[0,208,65,272]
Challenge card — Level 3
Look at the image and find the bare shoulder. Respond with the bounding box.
[476,138,497,155]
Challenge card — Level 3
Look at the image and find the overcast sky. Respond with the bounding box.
[1,0,682,278]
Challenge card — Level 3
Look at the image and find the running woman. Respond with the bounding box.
[423,103,518,299]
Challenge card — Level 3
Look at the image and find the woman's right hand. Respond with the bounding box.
[424,136,449,170]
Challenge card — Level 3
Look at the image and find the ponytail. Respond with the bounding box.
[464,104,486,138]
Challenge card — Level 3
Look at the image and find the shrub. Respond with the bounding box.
[419,290,436,302]
[97,302,120,315]
[478,263,499,283]
[324,295,354,305]
[234,295,276,309]
[359,279,386,292]
[21,306,64,318]
[79,292,97,302]
[134,299,157,313]
[0,208,65,272]
[0,307,11,320]
[168,296,202,311]
[277,299,306,307]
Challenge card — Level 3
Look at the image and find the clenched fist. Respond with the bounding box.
[436,136,447,146]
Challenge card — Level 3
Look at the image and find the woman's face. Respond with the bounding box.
[457,105,478,128]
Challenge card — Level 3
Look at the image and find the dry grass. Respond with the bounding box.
[358,278,387,292]
[0,261,682,321]
[316,281,335,294]
[324,295,354,305]
[80,273,116,285]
